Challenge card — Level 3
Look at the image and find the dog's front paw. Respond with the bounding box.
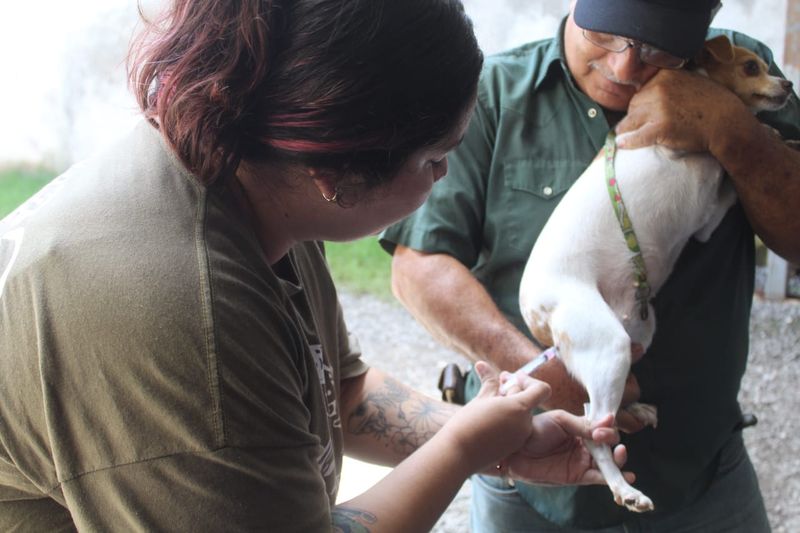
[625,402,658,428]
[615,487,654,513]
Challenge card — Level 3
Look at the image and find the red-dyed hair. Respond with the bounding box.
[128,0,482,186]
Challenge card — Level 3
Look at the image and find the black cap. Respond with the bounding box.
[574,0,720,59]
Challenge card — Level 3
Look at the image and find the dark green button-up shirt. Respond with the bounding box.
[382,19,800,527]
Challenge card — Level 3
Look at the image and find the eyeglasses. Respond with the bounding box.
[581,29,687,70]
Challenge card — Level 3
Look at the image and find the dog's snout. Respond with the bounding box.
[783,79,793,92]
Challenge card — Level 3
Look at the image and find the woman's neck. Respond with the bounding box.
[230,166,303,265]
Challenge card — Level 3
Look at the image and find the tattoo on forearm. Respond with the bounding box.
[346,376,451,455]
[332,507,377,533]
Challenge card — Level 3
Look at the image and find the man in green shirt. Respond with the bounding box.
[381,0,800,530]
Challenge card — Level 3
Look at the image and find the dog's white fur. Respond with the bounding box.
[518,36,793,512]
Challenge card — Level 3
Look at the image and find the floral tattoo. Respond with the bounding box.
[346,375,451,455]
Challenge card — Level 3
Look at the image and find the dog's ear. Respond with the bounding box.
[700,35,735,65]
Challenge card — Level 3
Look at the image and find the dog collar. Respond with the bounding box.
[604,131,651,320]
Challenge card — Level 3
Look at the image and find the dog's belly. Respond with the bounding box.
[521,145,729,328]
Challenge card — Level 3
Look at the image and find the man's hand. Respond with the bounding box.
[614,68,746,154]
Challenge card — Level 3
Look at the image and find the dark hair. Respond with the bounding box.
[128,0,483,187]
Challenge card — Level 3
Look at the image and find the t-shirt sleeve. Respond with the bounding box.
[34,272,339,532]
[61,446,332,532]
[380,90,497,268]
[336,301,369,380]
[62,294,340,531]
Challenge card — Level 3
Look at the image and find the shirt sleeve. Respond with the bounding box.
[336,300,369,380]
[380,89,497,268]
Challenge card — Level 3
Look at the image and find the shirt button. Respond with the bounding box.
[588,107,598,118]
[543,186,553,196]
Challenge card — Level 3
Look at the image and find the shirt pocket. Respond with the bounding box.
[495,159,585,253]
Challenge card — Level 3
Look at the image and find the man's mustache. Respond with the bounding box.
[589,60,644,90]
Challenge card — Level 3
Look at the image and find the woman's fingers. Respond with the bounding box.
[613,443,628,467]
[512,376,552,408]
[473,361,500,398]
[544,410,619,443]
[582,444,634,485]
[491,364,551,407]
[498,371,520,395]
[612,445,636,483]
[589,426,619,444]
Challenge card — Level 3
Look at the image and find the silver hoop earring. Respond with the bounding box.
[322,188,340,203]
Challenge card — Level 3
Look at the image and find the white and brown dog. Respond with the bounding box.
[518,36,793,512]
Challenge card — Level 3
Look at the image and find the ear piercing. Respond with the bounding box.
[322,188,340,203]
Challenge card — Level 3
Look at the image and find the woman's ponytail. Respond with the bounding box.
[129,0,482,190]
[129,0,283,184]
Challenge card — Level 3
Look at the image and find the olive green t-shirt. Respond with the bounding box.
[0,121,368,531]
[381,24,800,527]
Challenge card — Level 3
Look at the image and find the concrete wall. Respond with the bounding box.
[467,0,787,57]
[0,0,790,169]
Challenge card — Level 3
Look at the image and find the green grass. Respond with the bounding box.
[0,165,391,296]
[324,237,393,299]
[0,168,55,218]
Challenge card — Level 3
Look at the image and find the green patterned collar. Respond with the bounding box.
[604,132,651,320]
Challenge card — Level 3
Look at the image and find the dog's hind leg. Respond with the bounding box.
[582,416,654,512]
[549,287,654,512]
[623,402,658,428]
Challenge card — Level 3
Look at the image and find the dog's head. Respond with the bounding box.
[695,36,793,113]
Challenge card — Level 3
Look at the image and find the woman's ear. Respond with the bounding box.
[309,168,339,202]
[309,168,364,207]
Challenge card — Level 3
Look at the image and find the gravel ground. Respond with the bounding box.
[339,290,800,532]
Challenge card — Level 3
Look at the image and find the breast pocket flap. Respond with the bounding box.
[503,159,584,200]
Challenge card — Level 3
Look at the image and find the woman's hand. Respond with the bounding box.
[438,361,553,474]
[502,408,631,486]
[439,362,632,487]
[495,366,633,486]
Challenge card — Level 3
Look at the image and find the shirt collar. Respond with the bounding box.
[532,16,571,91]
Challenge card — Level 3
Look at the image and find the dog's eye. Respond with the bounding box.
[743,60,760,77]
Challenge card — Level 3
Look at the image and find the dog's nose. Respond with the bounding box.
[782,79,793,91]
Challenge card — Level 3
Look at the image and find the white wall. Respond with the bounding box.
[0,0,788,170]
[0,0,159,169]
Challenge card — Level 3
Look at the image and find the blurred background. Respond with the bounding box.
[6,0,796,294]
[0,0,792,171]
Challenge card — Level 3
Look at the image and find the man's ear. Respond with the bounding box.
[701,35,735,65]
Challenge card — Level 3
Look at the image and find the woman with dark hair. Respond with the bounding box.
[0,0,626,531]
